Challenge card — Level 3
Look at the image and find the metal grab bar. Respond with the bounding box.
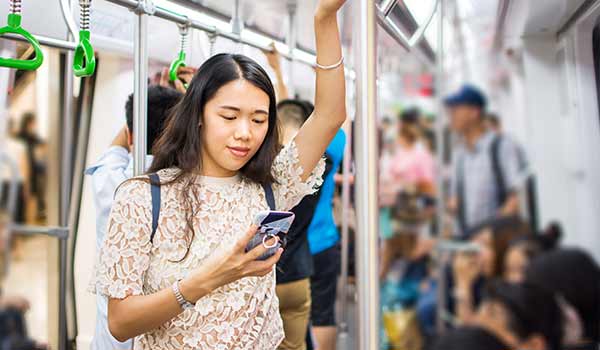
[376,0,439,49]
[59,0,79,42]
[9,224,69,239]
[104,0,318,69]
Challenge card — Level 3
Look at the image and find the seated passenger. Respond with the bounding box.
[91,0,347,348]
[416,216,529,336]
[503,222,561,283]
[475,280,563,350]
[526,248,600,350]
[431,326,509,350]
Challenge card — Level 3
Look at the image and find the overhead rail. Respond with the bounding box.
[105,0,312,65]
[2,32,77,51]
[0,0,44,70]
[59,0,79,42]
[376,0,439,50]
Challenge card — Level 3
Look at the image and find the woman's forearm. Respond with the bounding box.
[275,70,289,101]
[313,11,346,128]
[108,274,213,342]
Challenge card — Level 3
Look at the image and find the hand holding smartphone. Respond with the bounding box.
[246,210,295,261]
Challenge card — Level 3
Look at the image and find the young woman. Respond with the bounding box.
[91,0,347,348]
[451,216,530,324]
[503,222,561,283]
[475,280,563,350]
[526,248,600,350]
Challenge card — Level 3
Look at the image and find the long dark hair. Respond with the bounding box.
[483,280,563,350]
[525,248,600,343]
[136,54,279,261]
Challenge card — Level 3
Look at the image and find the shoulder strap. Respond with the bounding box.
[262,183,276,210]
[456,153,468,236]
[148,173,161,243]
[490,135,508,206]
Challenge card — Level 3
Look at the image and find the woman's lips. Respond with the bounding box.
[228,146,250,158]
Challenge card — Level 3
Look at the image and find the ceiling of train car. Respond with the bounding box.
[175,0,320,52]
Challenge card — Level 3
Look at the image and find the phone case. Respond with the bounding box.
[246,211,295,261]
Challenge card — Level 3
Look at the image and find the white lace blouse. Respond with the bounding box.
[91,141,325,349]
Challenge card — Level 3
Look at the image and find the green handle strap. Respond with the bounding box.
[73,30,96,77]
[169,51,186,82]
[0,14,44,70]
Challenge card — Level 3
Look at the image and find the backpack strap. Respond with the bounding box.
[148,173,161,244]
[456,153,468,237]
[262,183,276,210]
[490,135,508,207]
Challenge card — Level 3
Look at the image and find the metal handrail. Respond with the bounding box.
[104,0,317,67]
[376,0,440,49]
[59,0,79,42]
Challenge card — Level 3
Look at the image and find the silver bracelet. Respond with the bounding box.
[315,56,344,70]
[172,279,195,310]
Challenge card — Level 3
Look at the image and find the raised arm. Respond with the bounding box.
[294,0,347,181]
[264,43,289,102]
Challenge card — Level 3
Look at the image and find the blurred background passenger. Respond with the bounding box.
[475,280,563,350]
[526,248,600,350]
[431,326,509,350]
[503,222,562,283]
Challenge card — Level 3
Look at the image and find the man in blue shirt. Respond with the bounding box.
[307,128,346,350]
[86,84,182,350]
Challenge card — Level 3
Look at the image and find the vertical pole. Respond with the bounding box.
[435,0,447,333]
[354,1,379,349]
[59,23,75,349]
[337,118,352,346]
[133,3,149,176]
[286,0,297,98]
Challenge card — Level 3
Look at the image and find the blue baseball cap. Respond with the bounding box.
[444,84,487,109]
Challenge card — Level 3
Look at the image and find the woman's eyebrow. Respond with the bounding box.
[219,105,268,116]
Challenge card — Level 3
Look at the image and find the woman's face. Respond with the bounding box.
[473,229,495,277]
[504,246,528,283]
[200,79,270,177]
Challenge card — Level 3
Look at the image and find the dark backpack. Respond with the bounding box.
[489,136,539,233]
[147,173,275,243]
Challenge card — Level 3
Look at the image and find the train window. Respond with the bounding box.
[593,23,600,121]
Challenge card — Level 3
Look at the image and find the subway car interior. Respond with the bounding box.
[0,0,599,349]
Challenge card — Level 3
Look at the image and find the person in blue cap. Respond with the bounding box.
[444,84,526,236]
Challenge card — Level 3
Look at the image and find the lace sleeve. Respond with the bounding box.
[272,140,326,211]
[92,178,153,299]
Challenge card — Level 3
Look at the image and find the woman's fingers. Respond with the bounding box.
[245,236,279,262]
[235,225,259,252]
[158,67,170,87]
[245,248,283,277]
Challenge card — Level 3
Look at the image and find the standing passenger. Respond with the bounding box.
[445,85,526,236]
[86,84,183,350]
[307,128,346,350]
[276,99,319,350]
[92,0,347,348]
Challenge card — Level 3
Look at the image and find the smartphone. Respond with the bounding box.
[246,210,295,261]
[436,240,481,254]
